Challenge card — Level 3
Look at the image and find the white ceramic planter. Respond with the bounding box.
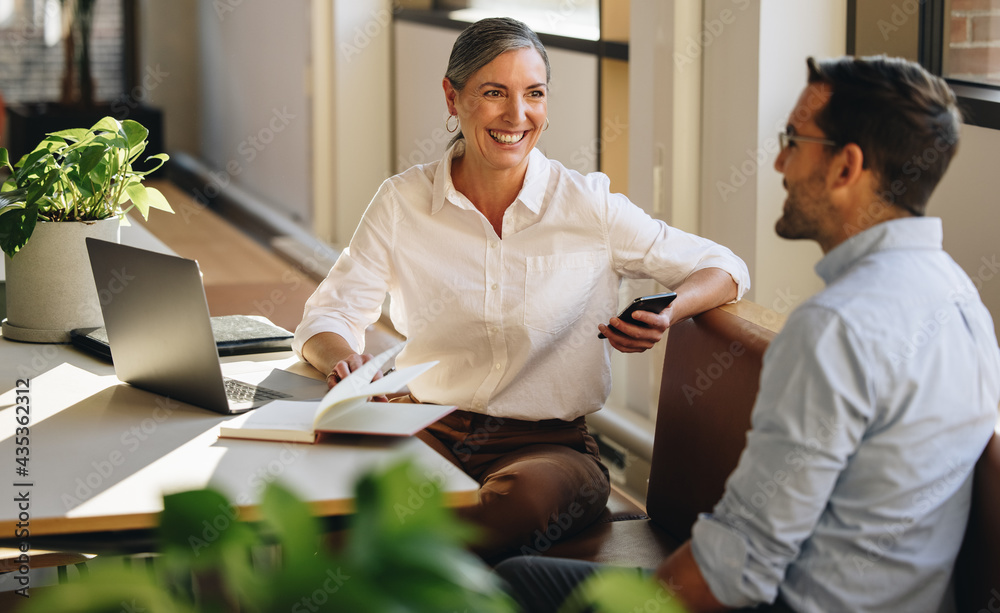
[2,218,121,343]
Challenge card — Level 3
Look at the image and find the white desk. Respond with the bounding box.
[0,338,478,540]
[1,222,478,541]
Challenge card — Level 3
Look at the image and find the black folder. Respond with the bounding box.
[71,314,294,362]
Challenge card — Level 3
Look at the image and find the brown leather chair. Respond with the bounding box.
[955,431,1000,613]
[542,301,781,567]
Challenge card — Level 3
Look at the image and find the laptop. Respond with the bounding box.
[85,238,328,414]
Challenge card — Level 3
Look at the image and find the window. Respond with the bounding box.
[849,0,1000,129]
[943,0,1000,87]
[0,0,125,104]
[441,0,599,40]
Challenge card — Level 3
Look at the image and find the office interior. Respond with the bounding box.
[3,0,1000,497]
[1,0,999,556]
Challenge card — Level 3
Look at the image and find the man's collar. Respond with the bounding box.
[815,217,943,284]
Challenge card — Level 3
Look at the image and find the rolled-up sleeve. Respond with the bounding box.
[689,306,870,607]
[603,189,750,301]
[292,182,396,358]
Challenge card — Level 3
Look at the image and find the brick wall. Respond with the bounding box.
[0,0,124,104]
[949,0,1000,85]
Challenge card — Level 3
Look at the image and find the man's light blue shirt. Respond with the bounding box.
[691,217,1000,612]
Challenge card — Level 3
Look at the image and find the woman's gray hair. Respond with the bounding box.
[445,17,550,146]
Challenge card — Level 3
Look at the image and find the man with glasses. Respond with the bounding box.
[497,55,1000,612]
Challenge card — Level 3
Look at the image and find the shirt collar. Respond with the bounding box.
[430,141,550,215]
[815,217,944,284]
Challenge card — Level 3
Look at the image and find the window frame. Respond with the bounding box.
[847,0,1000,130]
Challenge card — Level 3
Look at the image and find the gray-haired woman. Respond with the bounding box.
[294,17,749,562]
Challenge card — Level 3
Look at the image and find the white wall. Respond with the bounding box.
[700,0,846,314]
[754,0,846,313]
[135,0,200,156]
[198,0,312,225]
[933,124,1000,334]
[323,0,394,246]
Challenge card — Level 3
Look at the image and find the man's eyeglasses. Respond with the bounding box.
[778,131,837,150]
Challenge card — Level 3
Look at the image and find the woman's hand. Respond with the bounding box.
[598,268,739,354]
[598,307,671,354]
[326,353,389,402]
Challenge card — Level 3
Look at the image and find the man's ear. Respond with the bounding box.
[830,143,865,189]
[443,77,458,115]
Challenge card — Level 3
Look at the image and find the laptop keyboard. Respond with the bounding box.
[223,378,291,404]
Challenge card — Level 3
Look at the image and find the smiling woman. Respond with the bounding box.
[293,16,750,563]
[444,44,549,234]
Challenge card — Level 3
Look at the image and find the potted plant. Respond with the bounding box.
[0,115,171,343]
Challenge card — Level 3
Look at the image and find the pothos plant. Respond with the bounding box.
[0,115,171,258]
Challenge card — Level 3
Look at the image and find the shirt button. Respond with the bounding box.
[489,241,498,249]
[491,283,498,290]
[495,363,502,370]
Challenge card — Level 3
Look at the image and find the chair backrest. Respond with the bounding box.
[646,302,781,541]
[955,430,1000,613]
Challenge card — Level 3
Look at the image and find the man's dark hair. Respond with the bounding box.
[806,55,962,216]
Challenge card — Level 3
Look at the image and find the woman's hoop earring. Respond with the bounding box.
[446,114,459,133]
[543,118,550,132]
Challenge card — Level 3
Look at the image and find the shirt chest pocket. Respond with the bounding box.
[524,251,603,334]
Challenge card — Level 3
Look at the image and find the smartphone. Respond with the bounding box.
[598,292,678,339]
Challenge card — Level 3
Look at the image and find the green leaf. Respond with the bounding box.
[0,199,39,258]
[0,186,28,213]
[0,147,10,172]
[122,119,149,149]
[76,143,110,179]
[90,115,122,134]
[557,568,689,613]
[259,482,323,562]
[145,185,174,213]
[48,127,90,142]
[134,152,170,176]
[158,488,258,570]
[125,182,151,219]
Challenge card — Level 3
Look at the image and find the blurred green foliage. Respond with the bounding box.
[22,460,516,613]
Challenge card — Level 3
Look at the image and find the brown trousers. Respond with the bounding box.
[416,408,611,563]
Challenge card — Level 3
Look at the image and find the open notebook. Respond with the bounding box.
[218,343,455,443]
